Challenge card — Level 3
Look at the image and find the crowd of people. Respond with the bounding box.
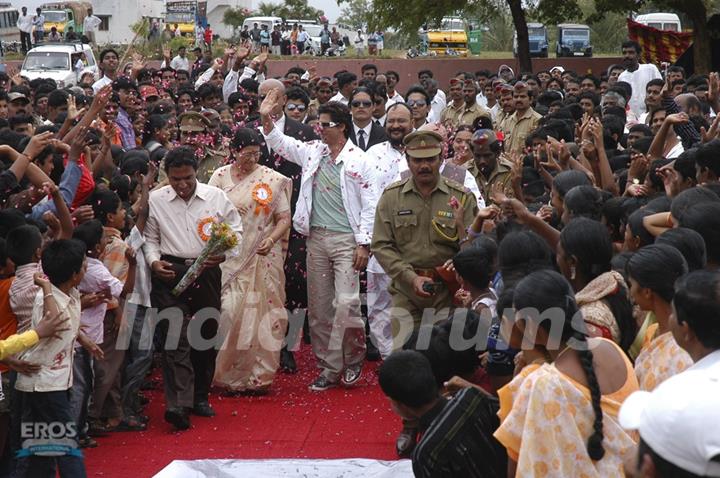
[0,34,718,477]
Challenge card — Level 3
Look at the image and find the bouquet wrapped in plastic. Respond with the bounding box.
[171,220,239,296]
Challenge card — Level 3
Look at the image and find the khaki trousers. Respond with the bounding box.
[306,229,366,381]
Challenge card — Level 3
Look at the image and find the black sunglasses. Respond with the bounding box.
[351,100,373,108]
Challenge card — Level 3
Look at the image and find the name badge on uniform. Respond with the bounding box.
[397,210,413,216]
[436,210,454,219]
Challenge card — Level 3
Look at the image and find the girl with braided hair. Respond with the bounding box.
[494,269,639,477]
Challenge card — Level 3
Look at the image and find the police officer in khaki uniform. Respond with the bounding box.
[472,129,516,204]
[371,129,478,458]
[371,130,478,344]
[177,111,227,183]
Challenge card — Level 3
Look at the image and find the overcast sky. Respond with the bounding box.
[10,0,345,22]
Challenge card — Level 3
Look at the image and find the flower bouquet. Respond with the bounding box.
[171,220,239,296]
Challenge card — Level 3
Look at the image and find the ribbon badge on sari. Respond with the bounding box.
[252,183,273,216]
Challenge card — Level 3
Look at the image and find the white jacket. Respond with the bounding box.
[263,126,379,245]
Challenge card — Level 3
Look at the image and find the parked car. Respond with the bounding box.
[20,43,97,87]
[556,23,592,57]
[513,23,548,58]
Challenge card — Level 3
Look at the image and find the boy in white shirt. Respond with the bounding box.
[15,239,87,476]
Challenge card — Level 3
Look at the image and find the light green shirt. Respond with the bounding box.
[310,154,352,233]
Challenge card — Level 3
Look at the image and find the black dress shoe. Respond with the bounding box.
[192,401,216,417]
[280,347,298,374]
[164,407,190,430]
[396,426,418,457]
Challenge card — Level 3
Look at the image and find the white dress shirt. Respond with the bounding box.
[83,15,102,33]
[618,64,662,119]
[429,92,446,124]
[353,122,372,148]
[144,182,243,266]
[475,92,488,108]
[329,92,349,106]
[222,66,266,104]
[263,126,379,245]
[170,55,191,72]
[16,285,81,392]
[386,91,404,107]
[17,14,33,33]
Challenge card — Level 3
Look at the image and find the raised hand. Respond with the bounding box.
[23,131,54,159]
[259,88,280,117]
[665,112,689,125]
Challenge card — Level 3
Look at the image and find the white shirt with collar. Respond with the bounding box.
[374,115,386,128]
[17,14,33,33]
[386,91,404,107]
[222,65,266,104]
[263,126,379,245]
[429,92,446,124]
[144,182,243,265]
[170,55,190,72]
[353,122,372,144]
[329,92,349,106]
[16,285,81,392]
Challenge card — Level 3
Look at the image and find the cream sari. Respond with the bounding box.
[210,164,292,391]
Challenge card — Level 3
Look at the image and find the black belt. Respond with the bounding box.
[161,254,197,266]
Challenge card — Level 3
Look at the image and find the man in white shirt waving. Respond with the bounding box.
[618,40,662,120]
[260,89,378,392]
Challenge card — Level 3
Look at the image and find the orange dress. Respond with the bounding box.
[494,338,639,477]
[634,323,693,391]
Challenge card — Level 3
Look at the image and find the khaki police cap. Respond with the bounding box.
[403,130,443,159]
[179,111,211,132]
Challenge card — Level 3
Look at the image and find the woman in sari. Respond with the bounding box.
[494,270,639,477]
[209,128,292,394]
[626,244,692,391]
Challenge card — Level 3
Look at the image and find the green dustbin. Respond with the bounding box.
[468,30,482,55]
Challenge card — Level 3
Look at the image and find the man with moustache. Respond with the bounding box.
[500,82,542,155]
[471,129,515,204]
[371,128,478,457]
[617,40,662,119]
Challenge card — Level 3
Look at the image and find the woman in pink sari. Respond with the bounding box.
[209,128,292,394]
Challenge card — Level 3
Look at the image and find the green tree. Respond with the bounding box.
[256,0,322,20]
[338,0,371,30]
[223,7,253,36]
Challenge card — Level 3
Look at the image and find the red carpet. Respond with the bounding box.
[83,345,400,477]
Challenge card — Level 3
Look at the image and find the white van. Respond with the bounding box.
[635,13,682,32]
[242,16,283,32]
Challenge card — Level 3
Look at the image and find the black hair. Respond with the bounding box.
[361,64,377,74]
[578,91,600,106]
[696,139,720,179]
[0,210,26,239]
[197,83,221,100]
[47,89,70,109]
[678,201,720,265]
[673,270,720,350]
[72,219,104,254]
[164,146,198,172]
[120,150,150,176]
[285,86,310,107]
[336,71,357,90]
[318,102,353,139]
[228,91,250,109]
[564,185,604,222]
[656,228,707,272]
[378,350,438,407]
[561,218,636,352]
[418,69,433,79]
[349,86,374,103]
[385,70,399,82]
[89,189,122,226]
[513,270,605,461]
[41,239,86,286]
[553,170,592,199]
[99,48,120,63]
[637,439,705,478]
[498,230,554,289]
[627,208,657,248]
[8,115,34,130]
[630,137,652,155]
[142,114,169,146]
[627,244,688,303]
[673,148,697,185]
[671,186,719,223]
[404,84,431,105]
[230,127,262,150]
[5,224,41,266]
[628,124,653,137]
[109,174,132,203]
[453,244,494,290]
[285,67,306,78]
[176,87,197,103]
